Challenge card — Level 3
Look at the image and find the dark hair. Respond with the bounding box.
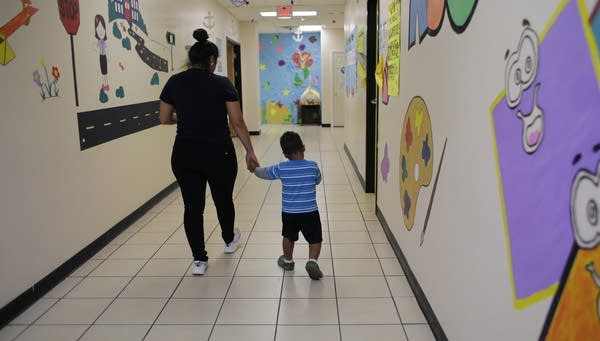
[189,28,219,68]
[94,15,107,41]
[280,131,304,157]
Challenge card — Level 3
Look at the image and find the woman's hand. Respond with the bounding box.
[246,152,260,172]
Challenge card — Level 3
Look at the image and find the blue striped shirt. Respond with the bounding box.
[258,159,321,213]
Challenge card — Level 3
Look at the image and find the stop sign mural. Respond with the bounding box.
[57,0,79,35]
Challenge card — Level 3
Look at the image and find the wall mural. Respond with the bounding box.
[591,0,600,51]
[0,0,38,66]
[259,32,321,124]
[32,58,61,100]
[345,27,357,97]
[77,0,172,150]
[399,96,447,246]
[381,142,390,183]
[408,0,478,50]
[57,0,80,106]
[490,0,600,313]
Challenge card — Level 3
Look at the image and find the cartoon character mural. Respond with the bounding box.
[408,0,478,50]
[94,14,109,103]
[504,21,544,154]
[0,0,38,66]
[542,144,600,339]
[490,0,600,311]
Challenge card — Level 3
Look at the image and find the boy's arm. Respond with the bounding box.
[254,167,275,180]
[315,165,322,185]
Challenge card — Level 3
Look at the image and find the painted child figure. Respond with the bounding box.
[253,131,323,280]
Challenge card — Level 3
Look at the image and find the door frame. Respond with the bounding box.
[365,0,379,193]
[226,38,243,112]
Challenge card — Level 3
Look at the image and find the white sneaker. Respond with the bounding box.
[224,228,242,254]
[191,260,207,275]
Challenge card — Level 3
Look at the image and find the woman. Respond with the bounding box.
[159,28,259,275]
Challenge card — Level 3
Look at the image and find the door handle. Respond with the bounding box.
[370,99,377,104]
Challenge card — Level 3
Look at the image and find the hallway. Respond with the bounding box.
[1,126,434,341]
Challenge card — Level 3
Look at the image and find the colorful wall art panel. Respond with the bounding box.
[399,96,434,231]
[259,32,321,124]
[490,0,600,309]
[0,0,38,66]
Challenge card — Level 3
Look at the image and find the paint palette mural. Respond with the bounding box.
[490,0,600,309]
[259,32,321,124]
[399,96,434,231]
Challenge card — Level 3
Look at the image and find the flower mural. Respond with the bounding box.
[32,58,61,100]
[292,51,313,69]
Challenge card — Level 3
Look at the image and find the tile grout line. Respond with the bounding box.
[335,143,411,341]
[207,126,281,341]
[8,197,178,341]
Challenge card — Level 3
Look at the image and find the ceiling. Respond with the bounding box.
[215,0,346,30]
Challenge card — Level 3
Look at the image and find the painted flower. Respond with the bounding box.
[52,66,60,80]
[32,70,41,86]
[292,51,313,69]
[299,44,306,51]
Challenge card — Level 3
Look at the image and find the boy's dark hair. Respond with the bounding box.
[280,131,304,157]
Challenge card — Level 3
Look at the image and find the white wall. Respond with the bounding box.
[0,0,239,308]
[239,22,261,133]
[374,0,599,339]
[344,0,368,180]
[321,28,345,125]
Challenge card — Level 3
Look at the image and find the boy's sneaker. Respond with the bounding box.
[224,228,242,254]
[191,260,207,276]
[277,255,295,271]
[305,260,323,280]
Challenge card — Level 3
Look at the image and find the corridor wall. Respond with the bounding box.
[343,0,369,182]
[0,0,239,310]
[370,0,600,339]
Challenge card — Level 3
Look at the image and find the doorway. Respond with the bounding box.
[226,38,242,135]
[332,51,345,127]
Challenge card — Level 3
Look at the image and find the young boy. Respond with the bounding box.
[253,131,323,280]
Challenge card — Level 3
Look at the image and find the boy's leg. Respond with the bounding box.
[300,211,324,280]
[283,237,295,260]
[279,213,299,271]
[308,243,321,260]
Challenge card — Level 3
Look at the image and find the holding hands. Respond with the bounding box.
[246,152,260,172]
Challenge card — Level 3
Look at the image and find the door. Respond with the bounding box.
[332,51,345,127]
[226,39,243,136]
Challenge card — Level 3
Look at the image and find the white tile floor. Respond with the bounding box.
[2,125,435,341]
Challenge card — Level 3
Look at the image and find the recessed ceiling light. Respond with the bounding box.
[298,25,322,31]
[293,11,317,16]
[259,11,277,17]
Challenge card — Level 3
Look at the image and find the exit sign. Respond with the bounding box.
[277,5,293,18]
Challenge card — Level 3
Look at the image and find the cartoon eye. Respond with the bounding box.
[505,56,521,108]
[525,56,532,74]
[588,199,599,226]
[571,169,600,249]
[518,30,538,86]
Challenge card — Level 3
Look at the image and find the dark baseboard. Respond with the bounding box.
[376,206,448,341]
[0,182,179,328]
[249,130,261,136]
[343,144,366,190]
[321,123,331,128]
